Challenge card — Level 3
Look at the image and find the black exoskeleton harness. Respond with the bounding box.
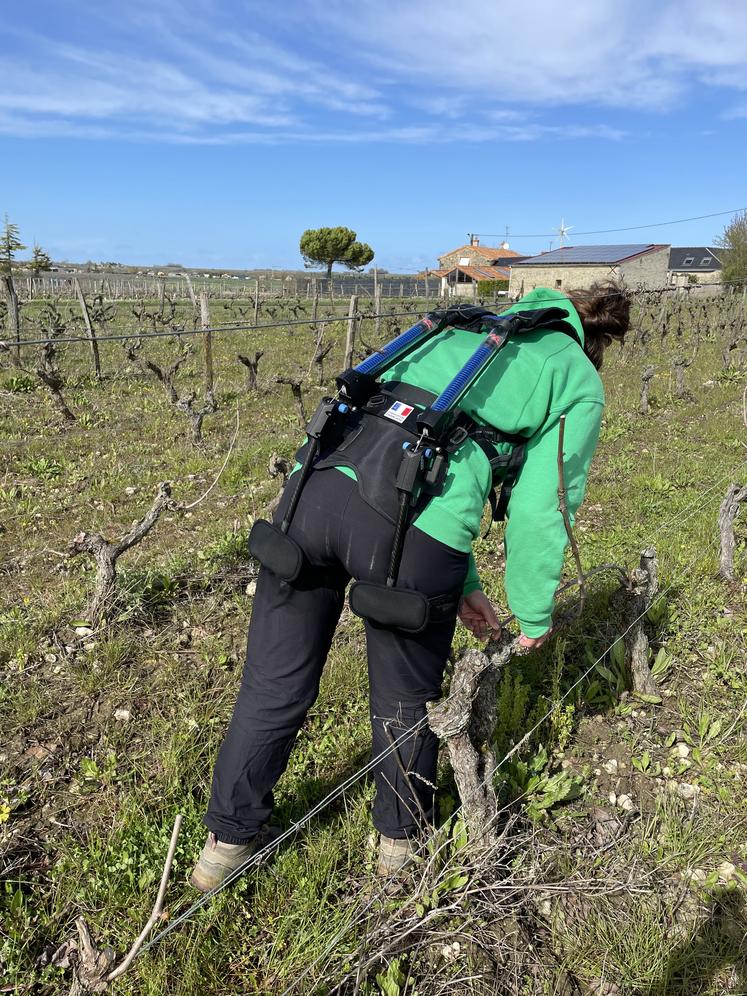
[249,304,581,633]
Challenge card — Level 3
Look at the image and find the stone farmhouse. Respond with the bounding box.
[425,235,528,295]
[668,247,722,288]
[508,244,670,296]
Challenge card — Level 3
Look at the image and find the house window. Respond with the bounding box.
[683,257,694,265]
[701,257,711,265]
[459,257,471,265]
[555,278,562,289]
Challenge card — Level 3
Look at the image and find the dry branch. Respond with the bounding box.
[717,483,747,581]
[265,453,293,516]
[182,403,240,511]
[175,388,217,443]
[107,815,183,981]
[312,339,334,385]
[1,305,76,422]
[672,356,692,400]
[275,374,307,426]
[612,548,659,697]
[639,366,655,415]
[51,816,183,994]
[123,340,189,405]
[428,632,519,844]
[124,340,216,442]
[237,350,264,390]
[68,482,176,624]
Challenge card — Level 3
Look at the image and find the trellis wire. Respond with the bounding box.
[3,280,733,350]
[136,714,429,957]
[281,525,730,995]
[133,467,737,974]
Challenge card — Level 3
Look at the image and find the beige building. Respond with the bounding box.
[508,244,670,296]
[437,235,522,270]
[668,247,722,288]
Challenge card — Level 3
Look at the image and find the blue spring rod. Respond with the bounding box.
[429,315,512,413]
[354,314,441,378]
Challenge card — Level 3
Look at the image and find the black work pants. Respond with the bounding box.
[205,469,468,842]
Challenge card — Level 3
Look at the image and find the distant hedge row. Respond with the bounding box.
[478,279,509,295]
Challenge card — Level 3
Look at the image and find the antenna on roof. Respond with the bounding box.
[555,217,574,247]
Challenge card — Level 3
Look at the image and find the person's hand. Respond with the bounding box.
[518,629,551,650]
[458,590,502,640]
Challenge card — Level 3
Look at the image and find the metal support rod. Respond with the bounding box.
[386,491,412,586]
[281,438,319,534]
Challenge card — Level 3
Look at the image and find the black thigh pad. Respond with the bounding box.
[349,580,430,634]
[248,519,305,583]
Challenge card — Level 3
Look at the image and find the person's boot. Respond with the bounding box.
[189,825,281,893]
[376,834,416,877]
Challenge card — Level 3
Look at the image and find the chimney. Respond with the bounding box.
[470,234,480,247]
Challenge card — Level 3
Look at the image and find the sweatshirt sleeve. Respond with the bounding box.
[462,552,482,596]
[503,401,603,637]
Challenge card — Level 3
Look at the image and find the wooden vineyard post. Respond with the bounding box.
[200,291,214,397]
[253,279,260,326]
[344,294,358,371]
[73,276,102,381]
[2,274,21,363]
[374,278,382,339]
[183,272,198,327]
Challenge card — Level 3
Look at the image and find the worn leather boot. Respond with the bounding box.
[376,834,416,877]
[189,825,281,893]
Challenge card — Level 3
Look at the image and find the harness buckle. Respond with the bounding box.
[446,425,469,450]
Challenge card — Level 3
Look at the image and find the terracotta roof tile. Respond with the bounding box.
[439,244,522,262]
[443,265,510,280]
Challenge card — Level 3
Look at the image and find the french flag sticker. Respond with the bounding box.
[384,401,414,423]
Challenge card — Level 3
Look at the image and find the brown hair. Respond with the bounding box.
[567,280,630,369]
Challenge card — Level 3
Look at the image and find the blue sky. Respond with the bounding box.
[1,0,746,271]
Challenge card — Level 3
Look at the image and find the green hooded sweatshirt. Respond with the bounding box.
[330,287,605,637]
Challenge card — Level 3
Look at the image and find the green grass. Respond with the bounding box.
[1,292,747,993]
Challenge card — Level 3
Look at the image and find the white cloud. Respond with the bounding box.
[304,0,747,111]
[2,0,746,143]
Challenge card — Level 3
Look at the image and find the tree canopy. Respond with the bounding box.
[299,226,374,279]
[31,243,52,278]
[716,211,747,289]
[0,215,26,276]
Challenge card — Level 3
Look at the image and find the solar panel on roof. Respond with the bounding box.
[515,244,654,265]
